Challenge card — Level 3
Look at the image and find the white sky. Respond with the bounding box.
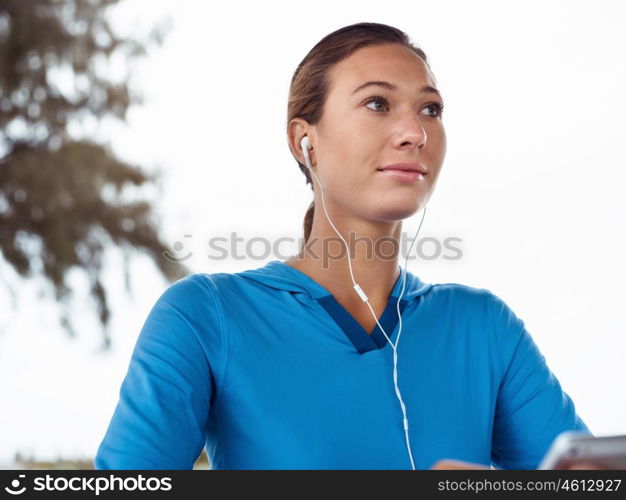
[1,0,625,464]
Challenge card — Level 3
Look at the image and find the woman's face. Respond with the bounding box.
[309,43,446,223]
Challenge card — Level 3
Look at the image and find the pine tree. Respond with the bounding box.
[0,0,188,349]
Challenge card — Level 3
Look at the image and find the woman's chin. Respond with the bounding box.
[368,204,423,223]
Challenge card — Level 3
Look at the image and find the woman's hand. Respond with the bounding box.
[430,459,608,470]
[430,459,492,470]
[563,461,606,470]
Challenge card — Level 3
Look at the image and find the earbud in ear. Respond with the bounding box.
[300,136,312,169]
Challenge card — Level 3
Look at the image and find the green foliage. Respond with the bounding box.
[12,448,211,469]
[0,0,187,349]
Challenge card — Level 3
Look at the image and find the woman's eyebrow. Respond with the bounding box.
[351,80,441,98]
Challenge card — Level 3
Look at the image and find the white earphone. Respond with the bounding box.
[299,134,427,470]
[301,135,312,169]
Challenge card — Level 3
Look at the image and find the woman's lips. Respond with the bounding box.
[377,168,426,182]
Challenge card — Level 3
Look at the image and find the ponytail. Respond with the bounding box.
[303,200,315,244]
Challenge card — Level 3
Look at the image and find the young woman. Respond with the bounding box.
[95,22,591,470]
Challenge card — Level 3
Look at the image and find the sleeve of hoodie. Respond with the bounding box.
[488,293,592,470]
[94,274,226,470]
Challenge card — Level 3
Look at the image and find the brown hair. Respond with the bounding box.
[286,22,431,245]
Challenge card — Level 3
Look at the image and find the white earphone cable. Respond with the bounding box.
[302,137,427,470]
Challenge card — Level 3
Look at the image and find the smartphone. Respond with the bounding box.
[538,430,626,470]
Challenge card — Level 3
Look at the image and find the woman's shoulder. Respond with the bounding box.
[425,280,522,331]
[425,279,501,305]
[147,271,241,332]
[426,280,529,364]
[157,270,237,302]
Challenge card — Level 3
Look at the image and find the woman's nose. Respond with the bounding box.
[395,114,427,150]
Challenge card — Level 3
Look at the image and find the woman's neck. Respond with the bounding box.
[285,211,403,307]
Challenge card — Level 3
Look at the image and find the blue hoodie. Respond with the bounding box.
[94,259,590,470]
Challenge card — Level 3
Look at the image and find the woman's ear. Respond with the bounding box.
[288,118,315,166]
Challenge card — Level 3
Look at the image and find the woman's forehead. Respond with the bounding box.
[326,45,435,96]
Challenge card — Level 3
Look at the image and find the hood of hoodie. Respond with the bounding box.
[235,260,433,301]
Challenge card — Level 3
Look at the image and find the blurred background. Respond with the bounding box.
[0,0,624,469]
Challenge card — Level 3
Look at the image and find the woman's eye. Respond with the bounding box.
[423,102,445,117]
[364,96,388,112]
[364,96,444,117]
